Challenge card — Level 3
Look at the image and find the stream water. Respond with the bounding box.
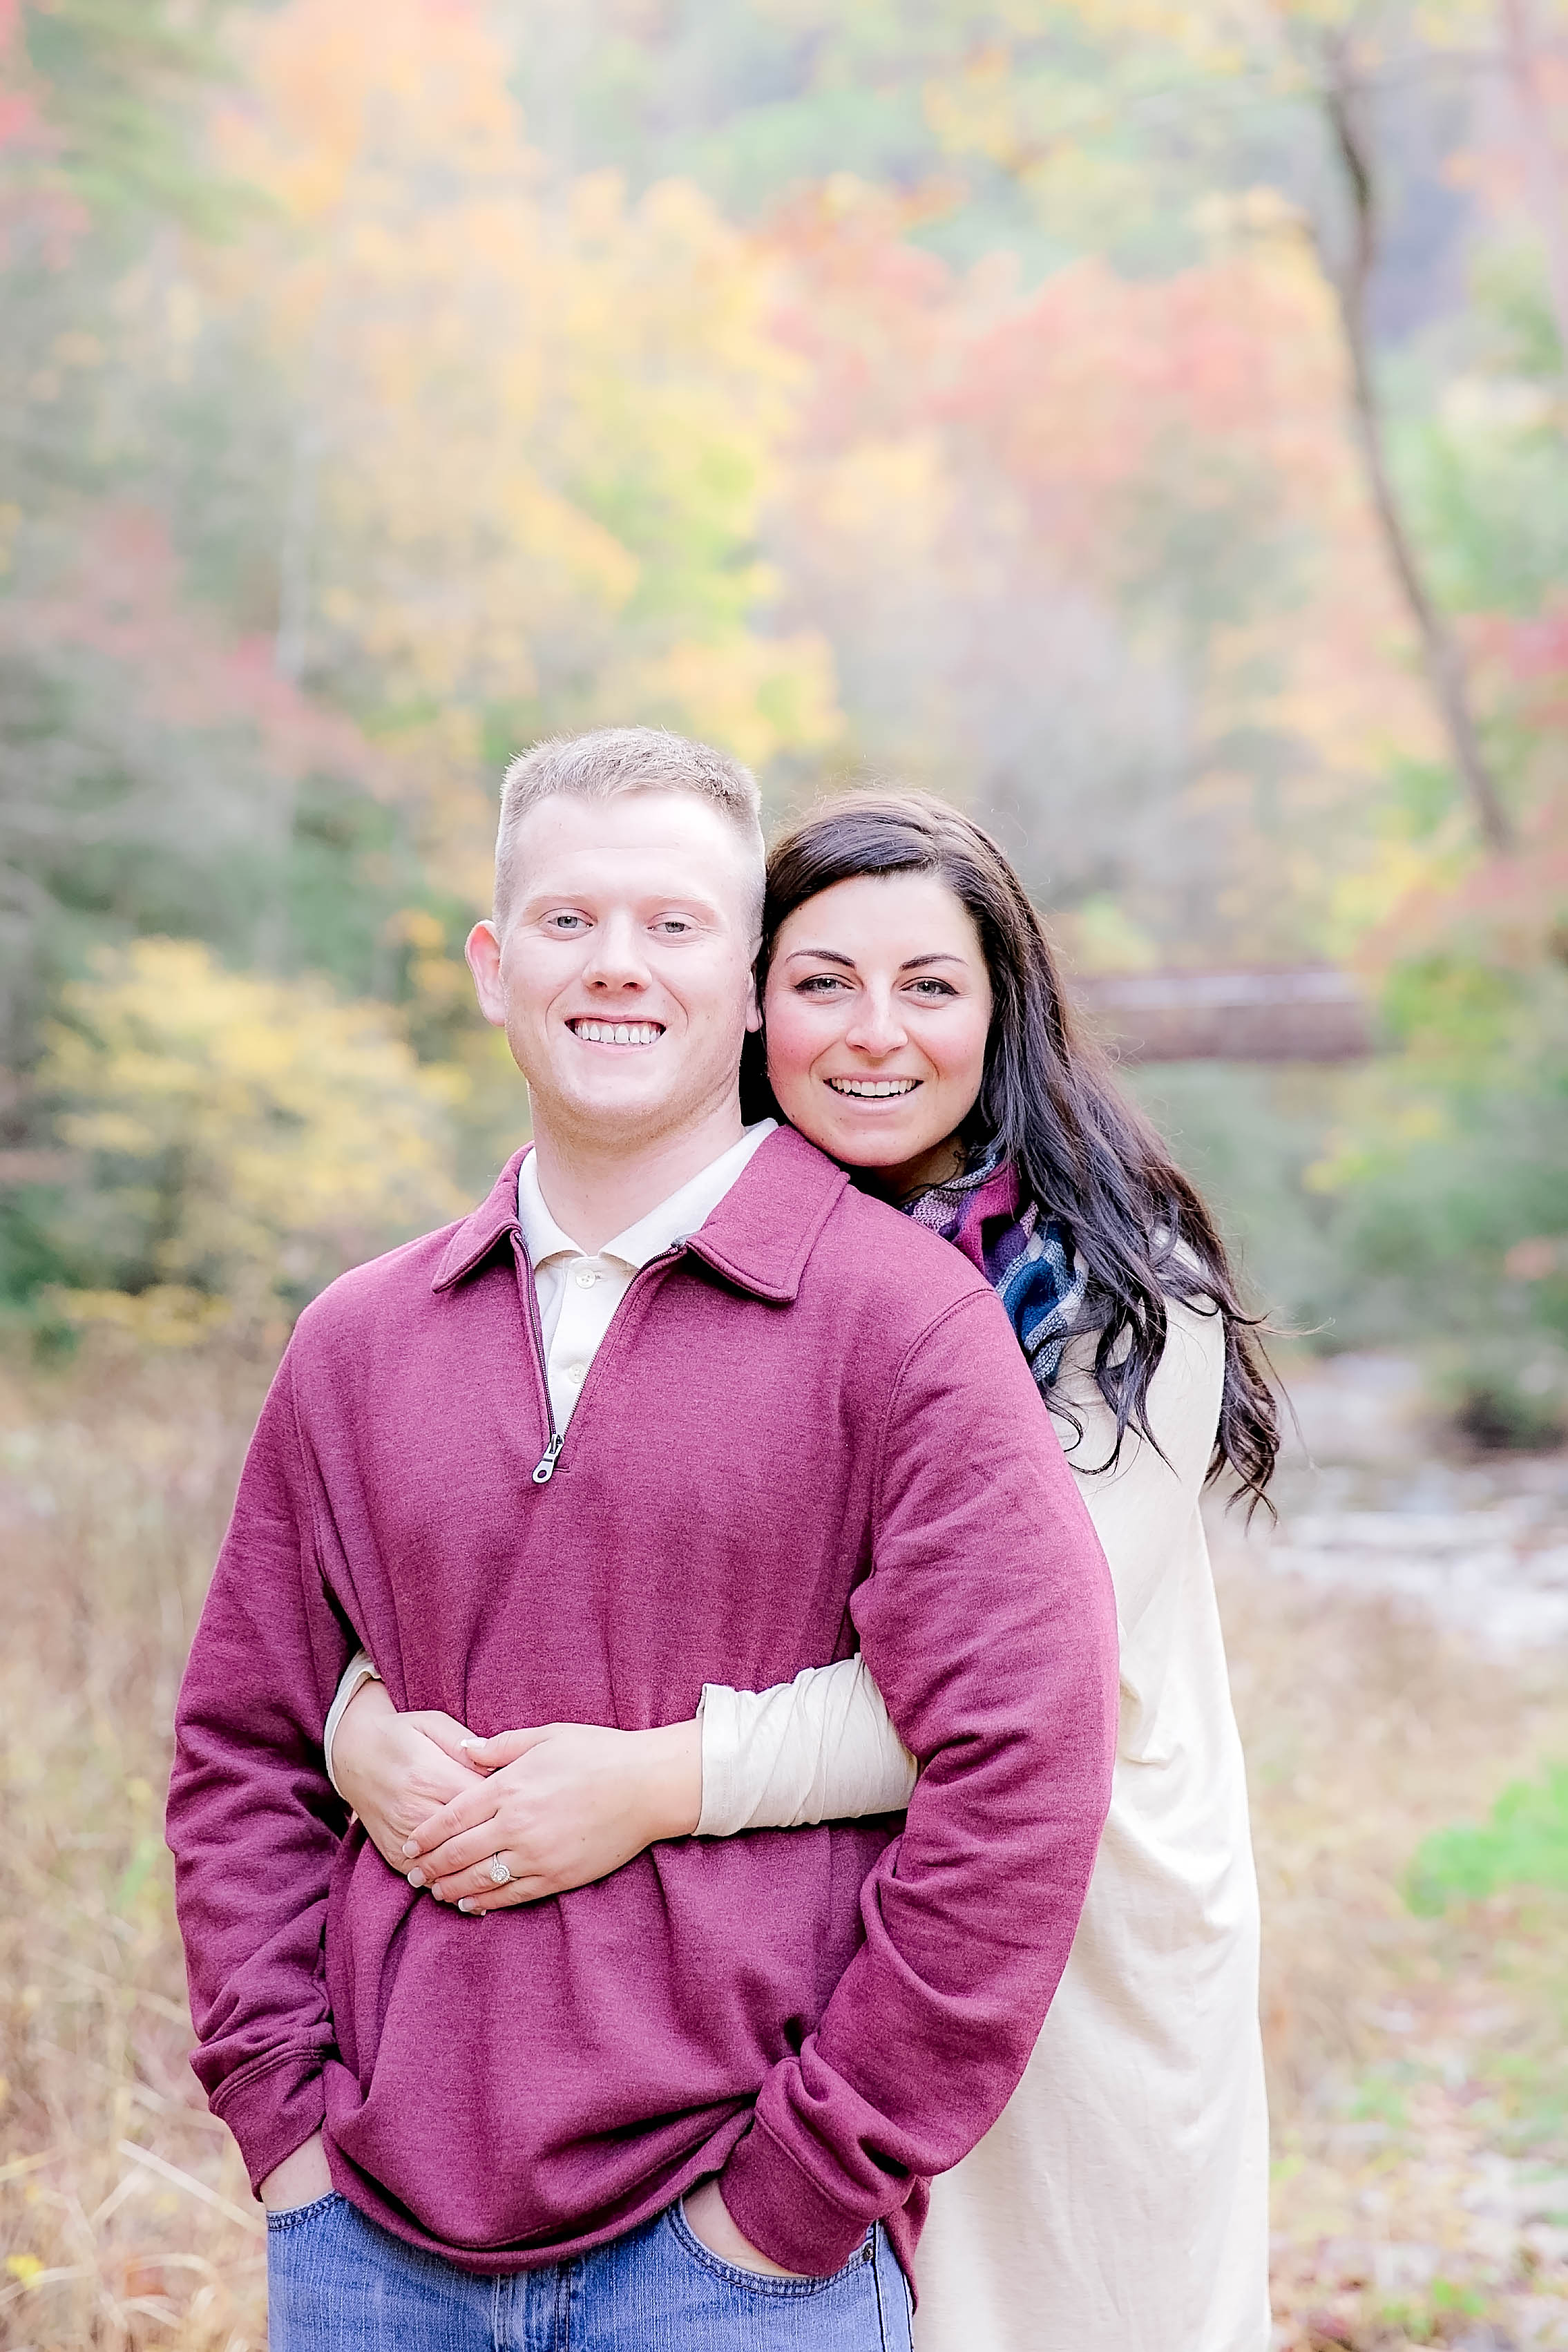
[1224,1355,1568,1655]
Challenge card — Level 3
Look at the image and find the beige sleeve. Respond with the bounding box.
[696,1293,1227,1837]
[696,1656,919,1837]
[322,1647,380,1797]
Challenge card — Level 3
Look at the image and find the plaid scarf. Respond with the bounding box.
[905,1143,1087,1395]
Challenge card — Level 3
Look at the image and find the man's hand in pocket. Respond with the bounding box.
[259,2132,333,2212]
[683,2177,803,2277]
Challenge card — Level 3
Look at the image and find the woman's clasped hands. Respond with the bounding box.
[332,1679,702,1915]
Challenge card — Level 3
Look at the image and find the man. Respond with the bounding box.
[168,727,1118,2351]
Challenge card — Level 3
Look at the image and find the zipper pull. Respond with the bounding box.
[531,1433,564,1486]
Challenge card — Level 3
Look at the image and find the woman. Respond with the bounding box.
[330,791,1278,2352]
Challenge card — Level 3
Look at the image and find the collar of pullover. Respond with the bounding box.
[431,1123,849,1306]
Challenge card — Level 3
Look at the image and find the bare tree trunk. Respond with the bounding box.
[274,407,319,690]
[1498,0,1568,375]
[255,407,318,971]
[1318,43,1515,853]
[267,292,332,971]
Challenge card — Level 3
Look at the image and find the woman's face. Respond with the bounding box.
[763,871,993,1195]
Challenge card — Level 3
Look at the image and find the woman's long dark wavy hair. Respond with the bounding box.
[743,791,1280,1514]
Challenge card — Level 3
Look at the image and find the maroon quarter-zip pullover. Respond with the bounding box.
[167,1127,1117,2279]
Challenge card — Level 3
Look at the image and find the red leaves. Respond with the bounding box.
[6,506,385,794]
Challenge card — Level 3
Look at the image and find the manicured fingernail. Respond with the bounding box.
[457,1897,477,1913]
[407,1870,426,1889]
[458,1739,480,1752]
[401,1839,419,1857]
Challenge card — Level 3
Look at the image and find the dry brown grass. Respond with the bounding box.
[1,1341,271,2351]
[2,1339,1567,2349]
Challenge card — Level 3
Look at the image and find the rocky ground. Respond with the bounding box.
[1258,1355,1568,1653]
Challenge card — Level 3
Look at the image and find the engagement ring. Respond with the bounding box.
[487,1855,512,1886]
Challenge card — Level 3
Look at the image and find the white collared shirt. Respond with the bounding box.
[517,1120,776,1433]
[322,1118,776,1787]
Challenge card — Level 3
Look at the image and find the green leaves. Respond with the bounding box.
[14,0,246,233]
[1408,1763,1568,1915]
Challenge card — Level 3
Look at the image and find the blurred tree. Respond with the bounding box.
[900,0,1524,851]
[1281,723,1568,1349]
[196,0,840,812]
[1496,0,1568,371]
[1,1,844,1169]
[1,0,1563,1367]
[5,0,238,229]
[1310,20,1512,849]
[0,0,272,1076]
[0,508,400,1067]
[41,936,468,1337]
[527,2,1542,933]
[762,176,1435,955]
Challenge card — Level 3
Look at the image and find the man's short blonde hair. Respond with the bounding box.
[494,727,765,938]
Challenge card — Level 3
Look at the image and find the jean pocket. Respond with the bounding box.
[265,2190,344,2235]
[668,2198,875,2299]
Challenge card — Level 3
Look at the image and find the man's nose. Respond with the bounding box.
[581,912,651,992]
[843,990,908,1056]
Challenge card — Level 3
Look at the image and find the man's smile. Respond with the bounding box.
[568,1018,665,1048]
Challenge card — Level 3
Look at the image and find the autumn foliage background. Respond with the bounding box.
[1,2,1567,2346]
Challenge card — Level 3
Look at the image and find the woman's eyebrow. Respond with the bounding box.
[783,946,969,972]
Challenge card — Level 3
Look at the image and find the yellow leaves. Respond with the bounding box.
[924,46,1031,173]
[627,631,842,772]
[57,1288,235,1348]
[57,1110,157,1158]
[1305,1098,1448,1196]
[198,0,839,765]
[220,0,520,229]
[44,940,468,1333]
[804,435,951,562]
[1062,894,1163,973]
[1328,832,1463,958]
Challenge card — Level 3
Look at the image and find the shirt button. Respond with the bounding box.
[565,1363,586,1384]
[574,1268,597,1288]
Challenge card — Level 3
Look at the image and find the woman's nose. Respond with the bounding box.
[843,993,908,1055]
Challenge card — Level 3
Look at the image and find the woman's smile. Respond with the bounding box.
[823,1074,922,1098]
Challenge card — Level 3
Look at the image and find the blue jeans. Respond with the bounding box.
[266,2190,915,2352]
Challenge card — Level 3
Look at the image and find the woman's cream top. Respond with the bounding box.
[698,1297,1270,2352]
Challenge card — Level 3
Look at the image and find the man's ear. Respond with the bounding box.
[743,971,763,1035]
[466,921,507,1029]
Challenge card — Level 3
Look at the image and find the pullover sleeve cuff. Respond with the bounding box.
[210,2050,327,2198]
[718,2116,878,2277]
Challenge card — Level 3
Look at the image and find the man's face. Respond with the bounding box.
[466,790,761,1149]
